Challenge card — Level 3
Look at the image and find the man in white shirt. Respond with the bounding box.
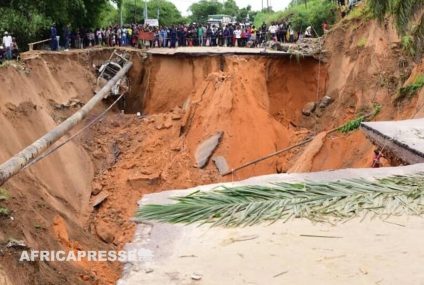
[2,32,12,60]
[233,27,241,47]
[305,26,312,38]
[268,24,277,40]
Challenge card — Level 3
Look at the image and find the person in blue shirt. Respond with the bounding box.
[50,24,58,51]
[169,26,177,48]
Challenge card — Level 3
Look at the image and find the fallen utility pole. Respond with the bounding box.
[0,61,133,186]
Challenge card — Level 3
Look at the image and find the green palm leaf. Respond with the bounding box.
[136,174,424,227]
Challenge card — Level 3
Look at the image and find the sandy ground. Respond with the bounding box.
[119,163,424,285]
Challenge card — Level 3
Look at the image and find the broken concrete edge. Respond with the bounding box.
[212,156,230,175]
[146,49,319,58]
[361,123,424,164]
[118,163,424,284]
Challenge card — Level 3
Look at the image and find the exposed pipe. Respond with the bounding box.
[0,61,133,186]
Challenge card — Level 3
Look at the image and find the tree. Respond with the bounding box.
[222,0,238,16]
[0,0,119,49]
[148,0,184,26]
[237,5,257,23]
[122,0,183,26]
[189,0,223,23]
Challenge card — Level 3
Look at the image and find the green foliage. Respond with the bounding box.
[0,188,9,217]
[367,0,423,58]
[0,7,51,49]
[223,0,239,16]
[122,0,183,26]
[189,0,223,23]
[367,0,391,22]
[337,104,381,133]
[187,0,257,25]
[392,0,421,33]
[401,35,414,55]
[136,174,424,227]
[236,5,257,23]
[0,0,114,50]
[397,74,424,101]
[0,188,8,201]
[411,16,424,59]
[357,37,367,48]
[254,0,337,35]
[345,4,372,21]
[338,116,365,133]
[97,2,119,28]
[0,207,9,216]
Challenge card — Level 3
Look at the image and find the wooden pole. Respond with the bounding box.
[0,61,133,186]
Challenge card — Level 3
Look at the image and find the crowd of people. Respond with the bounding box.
[0,20,325,58]
[50,20,324,51]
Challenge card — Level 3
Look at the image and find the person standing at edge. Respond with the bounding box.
[2,32,12,59]
[198,25,204,46]
[50,24,58,51]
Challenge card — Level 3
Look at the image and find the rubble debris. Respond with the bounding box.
[302,102,317,116]
[6,239,28,249]
[53,98,84,109]
[265,41,290,52]
[212,156,230,175]
[91,181,103,195]
[91,191,110,207]
[96,223,115,244]
[191,273,203,281]
[266,37,323,55]
[319,96,334,108]
[127,173,161,188]
[195,132,223,168]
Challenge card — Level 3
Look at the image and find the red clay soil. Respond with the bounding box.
[0,14,423,285]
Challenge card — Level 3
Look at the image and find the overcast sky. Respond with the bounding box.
[173,0,293,16]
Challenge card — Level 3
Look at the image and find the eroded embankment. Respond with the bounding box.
[141,55,332,177]
[0,48,146,285]
[139,54,387,178]
[1,17,423,284]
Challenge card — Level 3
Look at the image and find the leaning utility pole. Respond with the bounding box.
[0,62,133,186]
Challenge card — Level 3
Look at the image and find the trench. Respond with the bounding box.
[124,54,335,176]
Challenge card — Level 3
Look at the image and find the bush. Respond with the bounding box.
[396,73,424,101]
[254,0,337,35]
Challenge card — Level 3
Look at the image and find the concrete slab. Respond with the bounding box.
[361,118,424,164]
[146,46,313,57]
[118,163,424,285]
[212,156,230,175]
[195,132,223,168]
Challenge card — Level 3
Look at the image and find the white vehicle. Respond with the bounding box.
[96,51,130,109]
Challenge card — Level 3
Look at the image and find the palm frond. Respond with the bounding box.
[136,174,424,227]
